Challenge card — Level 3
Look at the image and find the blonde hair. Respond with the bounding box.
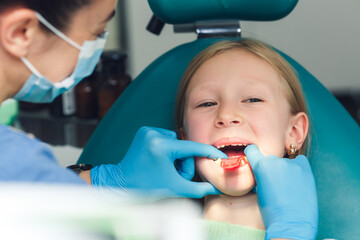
[175,39,309,156]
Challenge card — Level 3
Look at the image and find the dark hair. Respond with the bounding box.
[0,0,93,32]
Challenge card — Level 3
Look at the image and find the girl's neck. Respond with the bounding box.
[203,191,265,230]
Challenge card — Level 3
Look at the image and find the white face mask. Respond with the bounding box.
[14,12,108,103]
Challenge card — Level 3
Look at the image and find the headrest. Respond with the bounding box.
[148,0,298,24]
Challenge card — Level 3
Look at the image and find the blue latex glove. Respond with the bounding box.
[90,126,228,198]
[244,145,318,240]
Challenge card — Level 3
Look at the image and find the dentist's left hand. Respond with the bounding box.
[90,126,228,198]
[245,145,318,240]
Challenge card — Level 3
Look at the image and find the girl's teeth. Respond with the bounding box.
[216,143,248,149]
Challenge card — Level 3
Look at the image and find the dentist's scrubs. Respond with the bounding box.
[0,124,84,184]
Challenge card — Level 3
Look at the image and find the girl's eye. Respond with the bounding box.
[197,102,217,107]
[244,98,263,103]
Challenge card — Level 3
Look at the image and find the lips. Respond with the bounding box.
[213,142,249,170]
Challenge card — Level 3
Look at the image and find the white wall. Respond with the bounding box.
[122,0,360,91]
[103,5,122,51]
[241,0,360,91]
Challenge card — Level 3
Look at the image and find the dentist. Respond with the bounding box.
[0,0,227,198]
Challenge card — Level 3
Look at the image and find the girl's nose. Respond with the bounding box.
[216,119,241,127]
[215,105,242,127]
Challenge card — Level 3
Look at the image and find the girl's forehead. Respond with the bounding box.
[186,50,282,94]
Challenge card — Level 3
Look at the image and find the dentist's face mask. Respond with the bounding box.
[14,12,108,103]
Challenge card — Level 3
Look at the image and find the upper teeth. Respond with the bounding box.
[216,143,247,149]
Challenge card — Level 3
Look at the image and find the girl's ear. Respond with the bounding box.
[0,9,39,58]
[285,112,309,151]
[179,127,188,140]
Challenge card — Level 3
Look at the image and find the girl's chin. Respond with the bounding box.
[214,176,256,196]
[219,188,254,197]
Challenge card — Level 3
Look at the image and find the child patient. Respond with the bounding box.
[175,39,310,239]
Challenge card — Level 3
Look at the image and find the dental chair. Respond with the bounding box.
[78,1,360,239]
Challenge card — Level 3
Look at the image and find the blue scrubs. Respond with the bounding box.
[0,124,85,184]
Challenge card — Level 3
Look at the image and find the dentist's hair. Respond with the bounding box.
[175,39,310,156]
[0,0,93,32]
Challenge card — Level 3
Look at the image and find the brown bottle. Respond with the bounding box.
[97,51,131,119]
[75,68,99,119]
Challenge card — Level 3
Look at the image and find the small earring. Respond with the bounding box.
[287,144,297,156]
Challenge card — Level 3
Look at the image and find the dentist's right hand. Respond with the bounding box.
[90,126,227,198]
[244,145,318,240]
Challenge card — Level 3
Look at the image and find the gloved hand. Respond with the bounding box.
[244,145,318,240]
[90,126,228,198]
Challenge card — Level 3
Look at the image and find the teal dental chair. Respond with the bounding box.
[78,1,360,239]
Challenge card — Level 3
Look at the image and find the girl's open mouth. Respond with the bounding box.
[213,144,248,170]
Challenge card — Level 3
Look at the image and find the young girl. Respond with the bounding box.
[175,39,310,239]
